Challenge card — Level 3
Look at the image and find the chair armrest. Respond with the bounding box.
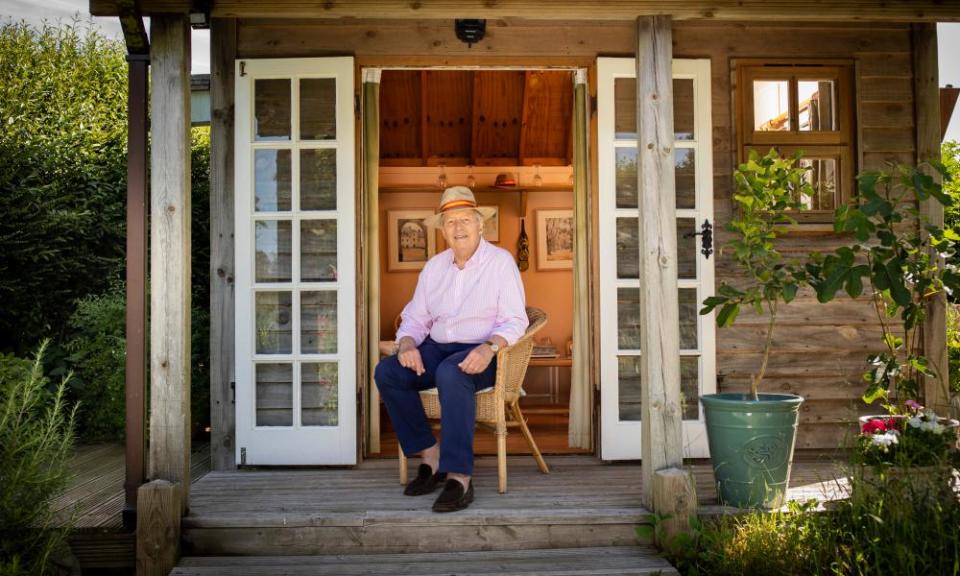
[378,340,398,357]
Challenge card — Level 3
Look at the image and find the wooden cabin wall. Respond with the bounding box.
[378,189,575,352]
[236,19,917,449]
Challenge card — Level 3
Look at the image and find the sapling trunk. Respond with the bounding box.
[752,300,779,401]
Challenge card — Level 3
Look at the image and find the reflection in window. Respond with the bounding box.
[618,355,642,421]
[302,362,338,426]
[256,363,293,426]
[616,147,638,208]
[255,292,292,354]
[616,217,639,280]
[753,80,790,131]
[675,148,696,209]
[798,80,837,132]
[799,157,838,211]
[254,150,291,212]
[255,79,291,141]
[618,288,641,351]
[255,221,292,282]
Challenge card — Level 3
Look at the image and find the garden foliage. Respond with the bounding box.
[0,343,77,576]
[0,21,128,353]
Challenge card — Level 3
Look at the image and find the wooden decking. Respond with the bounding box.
[58,440,210,570]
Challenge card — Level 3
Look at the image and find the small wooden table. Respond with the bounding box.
[525,356,572,406]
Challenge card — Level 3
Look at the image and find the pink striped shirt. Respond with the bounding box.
[396,238,529,346]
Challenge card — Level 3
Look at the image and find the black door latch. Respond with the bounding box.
[683,219,713,259]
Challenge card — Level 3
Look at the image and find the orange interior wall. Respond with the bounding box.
[378,188,574,352]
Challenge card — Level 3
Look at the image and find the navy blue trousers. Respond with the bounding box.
[374,337,497,476]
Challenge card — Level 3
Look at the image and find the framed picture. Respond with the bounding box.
[481,205,499,243]
[536,209,574,271]
[387,210,436,271]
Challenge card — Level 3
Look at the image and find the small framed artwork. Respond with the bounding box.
[536,209,574,271]
[387,210,436,271]
[481,205,499,243]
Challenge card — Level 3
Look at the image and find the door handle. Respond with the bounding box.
[683,219,713,259]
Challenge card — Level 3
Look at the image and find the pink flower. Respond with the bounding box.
[905,399,923,411]
[861,419,888,434]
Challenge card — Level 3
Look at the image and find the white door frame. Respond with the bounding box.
[234,57,357,465]
[597,57,716,460]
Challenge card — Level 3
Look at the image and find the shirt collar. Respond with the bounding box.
[450,237,488,269]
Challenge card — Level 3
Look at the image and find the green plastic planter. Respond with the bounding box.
[701,393,804,509]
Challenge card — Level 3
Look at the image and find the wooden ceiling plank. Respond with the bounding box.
[518,71,531,166]
[91,0,960,22]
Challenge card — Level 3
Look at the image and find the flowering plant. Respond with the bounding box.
[857,400,959,467]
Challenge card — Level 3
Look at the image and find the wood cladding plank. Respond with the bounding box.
[423,70,473,162]
[520,71,574,164]
[379,70,421,162]
[472,71,526,164]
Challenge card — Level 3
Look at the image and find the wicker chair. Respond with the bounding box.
[396,306,550,494]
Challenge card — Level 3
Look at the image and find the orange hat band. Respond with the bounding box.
[439,199,477,212]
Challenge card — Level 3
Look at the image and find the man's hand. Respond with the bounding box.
[458,343,496,375]
[397,337,425,376]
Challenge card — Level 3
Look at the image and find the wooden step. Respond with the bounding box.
[170,546,678,575]
[182,457,654,556]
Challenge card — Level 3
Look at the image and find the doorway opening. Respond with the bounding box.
[372,68,590,457]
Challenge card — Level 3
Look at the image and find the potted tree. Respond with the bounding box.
[699,149,814,509]
[806,161,960,486]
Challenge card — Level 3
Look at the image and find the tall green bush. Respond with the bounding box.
[0,21,128,353]
[0,343,77,576]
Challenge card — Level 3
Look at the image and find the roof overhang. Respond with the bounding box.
[90,0,960,22]
[944,87,960,142]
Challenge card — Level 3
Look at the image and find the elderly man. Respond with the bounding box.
[375,186,528,513]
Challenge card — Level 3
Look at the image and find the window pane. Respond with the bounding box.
[301,149,337,210]
[616,217,639,280]
[681,356,699,420]
[616,147,638,209]
[675,148,696,209]
[255,220,292,282]
[256,363,292,427]
[255,150,291,212]
[798,80,837,132]
[799,157,838,211]
[679,288,698,350]
[618,287,641,350]
[301,291,337,354]
[301,220,338,282]
[256,292,292,354]
[674,78,694,140]
[302,362,338,426]
[300,78,337,141]
[753,80,790,131]
[618,355,642,421]
[677,218,697,279]
[255,79,291,141]
[614,78,636,139]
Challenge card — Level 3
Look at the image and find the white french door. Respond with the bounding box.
[234,57,356,465]
[598,58,716,460]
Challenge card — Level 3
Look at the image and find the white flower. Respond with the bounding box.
[908,411,945,434]
[870,431,900,452]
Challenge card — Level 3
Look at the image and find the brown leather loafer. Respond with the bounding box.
[404,464,447,496]
[432,479,474,513]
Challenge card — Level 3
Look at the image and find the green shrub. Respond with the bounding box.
[0,343,77,576]
[64,281,126,441]
[949,303,960,394]
[0,21,128,353]
[651,468,960,575]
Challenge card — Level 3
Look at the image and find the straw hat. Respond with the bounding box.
[424,186,496,228]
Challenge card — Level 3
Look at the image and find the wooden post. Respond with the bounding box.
[913,24,949,415]
[210,18,238,471]
[124,53,149,529]
[149,15,192,510]
[635,15,684,510]
[136,480,181,576]
[652,468,697,545]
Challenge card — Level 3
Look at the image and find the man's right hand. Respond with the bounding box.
[397,337,425,376]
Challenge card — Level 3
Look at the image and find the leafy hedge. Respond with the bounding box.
[0,21,128,353]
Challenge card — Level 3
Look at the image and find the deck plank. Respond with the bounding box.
[171,546,678,575]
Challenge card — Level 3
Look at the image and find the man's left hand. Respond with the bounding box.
[458,344,495,375]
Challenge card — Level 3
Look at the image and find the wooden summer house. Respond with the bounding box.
[88,1,960,573]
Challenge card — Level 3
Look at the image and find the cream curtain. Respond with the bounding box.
[363,69,382,453]
[569,70,593,449]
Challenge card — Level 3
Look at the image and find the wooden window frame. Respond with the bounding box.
[736,59,856,225]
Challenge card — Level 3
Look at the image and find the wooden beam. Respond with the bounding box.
[135,480,181,576]
[123,53,149,529]
[635,15,683,510]
[149,15,192,509]
[942,87,959,141]
[913,24,949,415]
[90,0,960,21]
[209,18,237,471]
[652,468,697,545]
